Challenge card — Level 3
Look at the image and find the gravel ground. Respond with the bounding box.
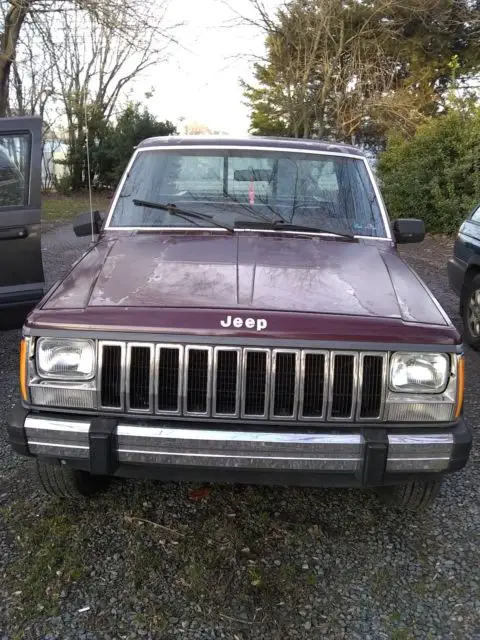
[0,228,479,640]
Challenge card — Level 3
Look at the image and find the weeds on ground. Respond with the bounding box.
[3,500,87,630]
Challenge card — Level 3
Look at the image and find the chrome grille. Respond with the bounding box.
[156,345,182,413]
[213,347,241,417]
[99,342,124,409]
[299,351,327,419]
[127,344,153,412]
[358,352,388,420]
[271,349,299,419]
[242,349,270,418]
[329,352,358,420]
[98,342,387,422]
[184,347,212,416]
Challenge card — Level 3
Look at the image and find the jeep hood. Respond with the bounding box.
[42,233,448,326]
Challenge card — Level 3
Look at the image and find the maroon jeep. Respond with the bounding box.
[8,137,471,512]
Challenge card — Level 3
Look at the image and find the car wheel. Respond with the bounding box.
[376,479,443,512]
[35,459,109,499]
[463,274,480,350]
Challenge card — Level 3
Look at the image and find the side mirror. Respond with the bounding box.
[73,210,105,237]
[393,218,425,244]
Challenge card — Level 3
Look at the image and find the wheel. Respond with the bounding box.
[35,459,109,499]
[462,274,480,350]
[376,479,443,512]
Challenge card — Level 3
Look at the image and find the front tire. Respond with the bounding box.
[35,460,109,499]
[462,274,480,350]
[377,479,443,512]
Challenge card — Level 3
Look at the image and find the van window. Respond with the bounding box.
[0,133,29,207]
[471,204,480,224]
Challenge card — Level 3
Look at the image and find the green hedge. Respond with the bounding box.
[377,109,480,233]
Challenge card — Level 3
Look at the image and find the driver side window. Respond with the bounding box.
[0,133,29,207]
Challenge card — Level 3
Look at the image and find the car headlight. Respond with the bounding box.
[36,338,96,380]
[389,352,449,393]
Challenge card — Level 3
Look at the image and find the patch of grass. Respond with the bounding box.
[305,572,317,586]
[274,562,317,588]
[184,559,208,592]
[247,565,263,587]
[128,534,166,592]
[42,192,112,222]
[276,562,301,583]
[386,614,417,640]
[371,566,395,599]
[390,628,415,640]
[5,504,87,629]
[133,608,168,634]
[0,503,15,521]
[412,579,430,597]
[258,510,270,524]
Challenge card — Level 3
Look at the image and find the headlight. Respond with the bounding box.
[389,352,449,393]
[36,338,95,380]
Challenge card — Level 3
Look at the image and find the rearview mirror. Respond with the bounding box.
[73,210,104,237]
[393,218,425,244]
[233,169,273,182]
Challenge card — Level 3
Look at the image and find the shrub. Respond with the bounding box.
[53,173,72,195]
[92,103,176,190]
[377,109,480,233]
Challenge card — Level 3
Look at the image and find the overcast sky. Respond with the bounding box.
[137,0,281,135]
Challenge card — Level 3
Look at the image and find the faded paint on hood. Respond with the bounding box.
[41,233,448,326]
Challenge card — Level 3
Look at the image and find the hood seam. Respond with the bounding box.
[85,240,118,308]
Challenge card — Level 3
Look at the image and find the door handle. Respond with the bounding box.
[0,226,28,240]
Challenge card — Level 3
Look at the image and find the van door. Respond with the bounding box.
[0,116,44,330]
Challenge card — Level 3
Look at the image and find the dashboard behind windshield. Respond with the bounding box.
[108,148,387,238]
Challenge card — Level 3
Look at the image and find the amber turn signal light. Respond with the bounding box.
[455,355,464,419]
[20,339,28,402]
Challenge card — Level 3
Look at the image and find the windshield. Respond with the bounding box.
[109,148,386,237]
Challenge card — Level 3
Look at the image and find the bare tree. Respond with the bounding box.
[0,0,31,116]
[9,16,55,119]
[10,0,175,188]
[0,0,175,117]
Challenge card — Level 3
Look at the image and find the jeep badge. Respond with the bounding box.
[220,315,267,331]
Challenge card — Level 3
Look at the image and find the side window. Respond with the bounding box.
[0,133,30,207]
[471,204,480,224]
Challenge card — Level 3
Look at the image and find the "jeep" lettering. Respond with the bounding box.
[220,315,267,331]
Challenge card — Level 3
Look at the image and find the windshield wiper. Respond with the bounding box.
[241,200,286,224]
[133,199,235,233]
[234,220,356,241]
[274,222,356,241]
[216,194,287,225]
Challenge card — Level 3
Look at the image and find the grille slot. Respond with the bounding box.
[98,343,385,422]
[157,346,181,413]
[127,345,152,411]
[330,354,356,419]
[185,347,211,415]
[359,354,385,419]
[272,351,298,418]
[243,350,269,417]
[100,344,123,409]
[214,348,240,416]
[301,352,327,418]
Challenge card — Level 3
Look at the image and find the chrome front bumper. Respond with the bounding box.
[23,415,455,474]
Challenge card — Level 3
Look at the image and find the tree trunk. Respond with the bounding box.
[0,1,33,116]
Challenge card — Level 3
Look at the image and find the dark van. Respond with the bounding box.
[0,117,44,330]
